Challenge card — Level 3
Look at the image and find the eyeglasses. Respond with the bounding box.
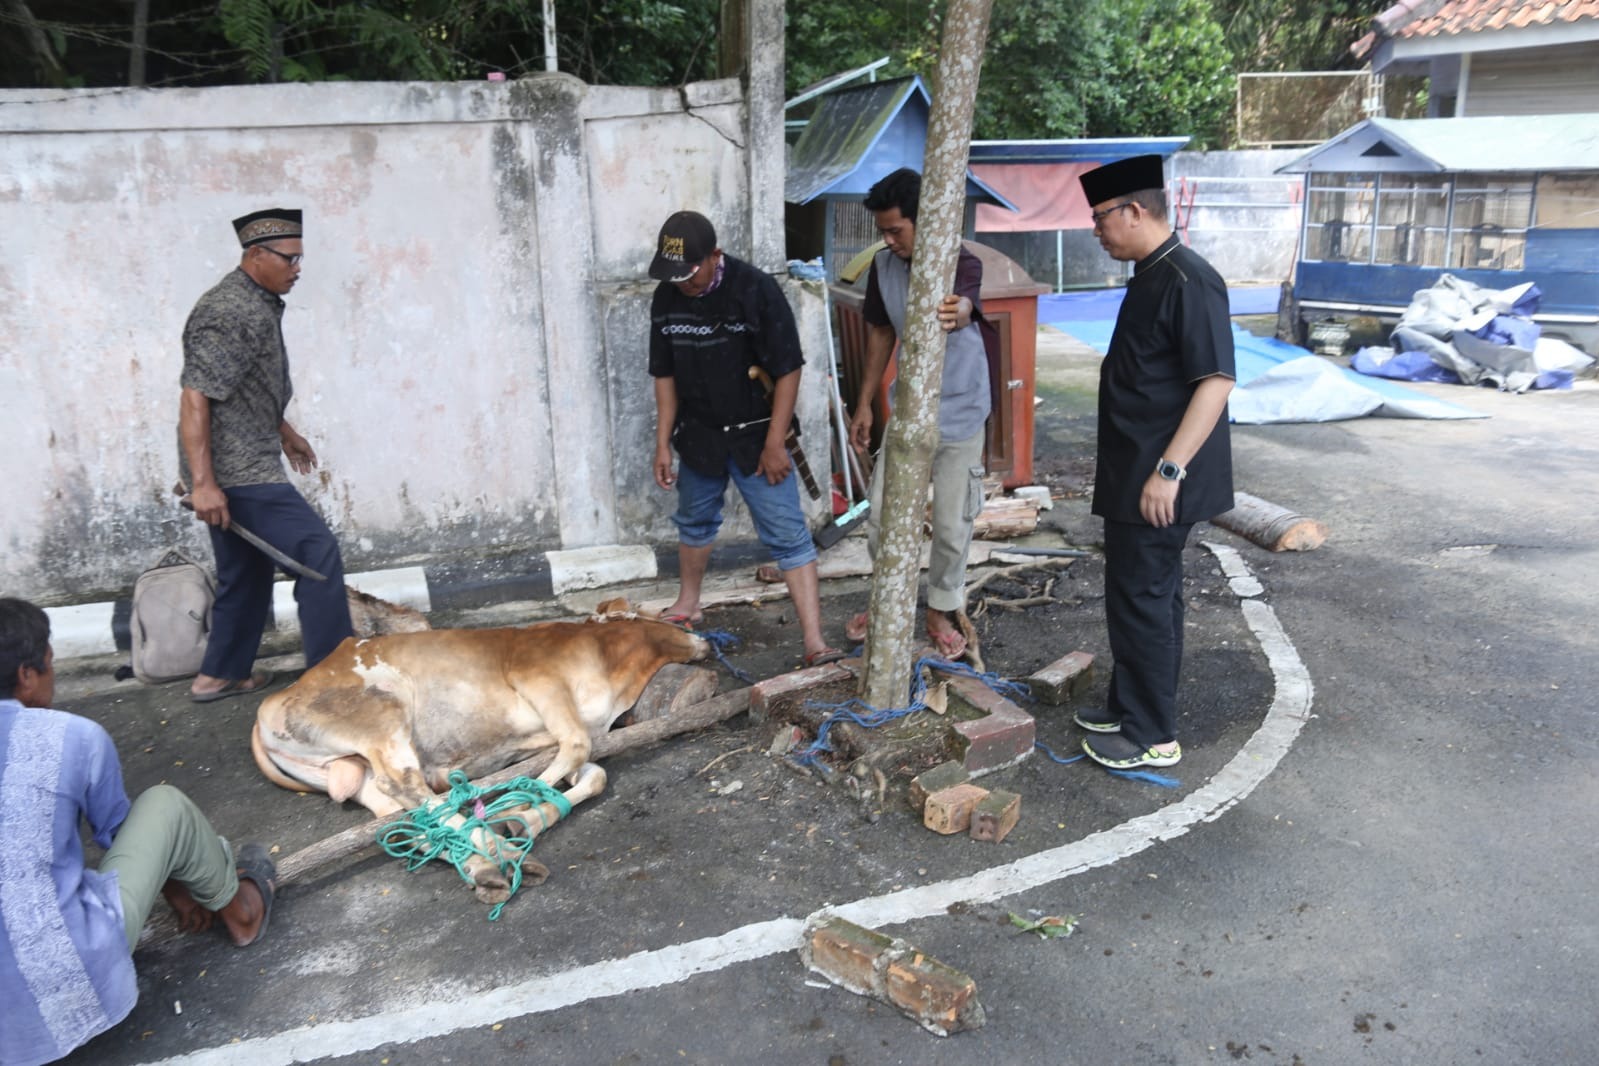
[1090,202,1135,226]
[257,246,303,266]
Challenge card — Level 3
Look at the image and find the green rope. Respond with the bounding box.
[376,769,574,920]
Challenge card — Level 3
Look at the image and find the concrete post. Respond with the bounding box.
[745,0,787,272]
[511,73,618,548]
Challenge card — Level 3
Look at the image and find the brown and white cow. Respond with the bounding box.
[251,617,709,901]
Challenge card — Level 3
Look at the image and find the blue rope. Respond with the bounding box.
[1108,768,1182,788]
[1033,739,1085,765]
[1033,740,1181,787]
[699,629,754,684]
[790,654,1024,767]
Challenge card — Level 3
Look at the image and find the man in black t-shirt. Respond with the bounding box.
[647,212,843,667]
[1074,156,1236,771]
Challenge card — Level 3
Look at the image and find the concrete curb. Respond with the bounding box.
[44,539,777,662]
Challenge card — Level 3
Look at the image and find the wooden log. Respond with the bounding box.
[616,664,719,726]
[136,687,750,948]
[1211,492,1327,552]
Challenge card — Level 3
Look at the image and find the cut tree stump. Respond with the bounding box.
[1211,492,1327,552]
[137,686,750,948]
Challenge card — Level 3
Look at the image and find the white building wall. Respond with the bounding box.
[0,71,825,604]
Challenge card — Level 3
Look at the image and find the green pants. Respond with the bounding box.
[99,784,239,952]
[866,427,986,613]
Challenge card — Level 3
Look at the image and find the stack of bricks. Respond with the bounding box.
[911,761,1021,844]
[802,916,986,1036]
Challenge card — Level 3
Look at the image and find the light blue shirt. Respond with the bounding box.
[0,699,136,1066]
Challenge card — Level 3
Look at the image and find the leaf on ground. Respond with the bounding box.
[1007,911,1080,939]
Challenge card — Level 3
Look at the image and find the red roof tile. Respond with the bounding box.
[1393,0,1599,39]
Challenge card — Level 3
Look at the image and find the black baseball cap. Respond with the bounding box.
[649,211,717,282]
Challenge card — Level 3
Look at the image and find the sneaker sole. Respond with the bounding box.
[1081,739,1182,769]
[1073,713,1121,733]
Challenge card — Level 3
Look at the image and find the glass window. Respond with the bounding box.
[1450,172,1531,270]
[1308,221,1371,262]
[1534,173,1599,229]
[1306,173,1375,261]
[1372,175,1449,265]
[1376,225,1445,266]
[1377,175,1449,227]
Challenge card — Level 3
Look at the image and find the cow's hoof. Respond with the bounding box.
[519,857,550,885]
[473,880,511,905]
[471,864,511,905]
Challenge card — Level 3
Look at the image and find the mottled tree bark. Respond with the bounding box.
[859,0,993,711]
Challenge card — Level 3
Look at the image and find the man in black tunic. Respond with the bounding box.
[1074,156,1235,770]
[646,211,842,667]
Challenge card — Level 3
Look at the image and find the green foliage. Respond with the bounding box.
[1215,0,1373,72]
[1086,0,1235,147]
[970,0,1112,139]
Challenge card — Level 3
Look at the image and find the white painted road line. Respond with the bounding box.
[146,541,1313,1066]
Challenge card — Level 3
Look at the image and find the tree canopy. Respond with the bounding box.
[3,0,1379,146]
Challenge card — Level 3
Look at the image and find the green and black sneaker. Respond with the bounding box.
[1082,733,1181,769]
[1073,707,1121,733]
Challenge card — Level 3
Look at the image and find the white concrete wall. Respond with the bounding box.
[0,70,826,604]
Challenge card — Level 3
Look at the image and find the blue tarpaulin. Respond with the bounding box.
[1039,287,1485,423]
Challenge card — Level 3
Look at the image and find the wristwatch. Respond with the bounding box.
[1156,458,1187,482]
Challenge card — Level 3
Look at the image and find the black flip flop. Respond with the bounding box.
[232,842,277,948]
[191,670,275,704]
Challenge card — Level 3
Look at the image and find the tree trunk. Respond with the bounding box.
[129,0,150,86]
[5,0,68,88]
[718,0,748,79]
[859,0,994,711]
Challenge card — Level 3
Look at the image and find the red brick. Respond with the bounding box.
[908,760,970,814]
[969,789,1021,843]
[884,950,987,1035]
[1026,651,1095,706]
[803,917,893,996]
[923,782,989,835]
[747,660,854,722]
[942,674,1035,774]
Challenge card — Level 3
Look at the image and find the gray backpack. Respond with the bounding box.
[131,550,216,684]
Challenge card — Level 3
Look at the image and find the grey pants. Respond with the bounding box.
[867,427,986,614]
[100,784,239,951]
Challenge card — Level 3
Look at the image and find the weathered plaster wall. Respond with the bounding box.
[0,72,825,604]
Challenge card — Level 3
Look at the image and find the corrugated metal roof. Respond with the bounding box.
[969,137,1189,163]
[1277,114,1599,173]
[784,76,1014,208]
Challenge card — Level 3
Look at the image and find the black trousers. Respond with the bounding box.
[1103,518,1194,748]
[201,483,353,679]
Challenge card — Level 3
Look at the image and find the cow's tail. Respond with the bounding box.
[251,717,313,793]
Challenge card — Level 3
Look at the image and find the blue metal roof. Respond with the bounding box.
[968,137,1190,164]
[784,76,1016,209]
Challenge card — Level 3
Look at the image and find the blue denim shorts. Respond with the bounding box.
[672,459,818,571]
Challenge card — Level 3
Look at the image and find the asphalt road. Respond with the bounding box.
[52,329,1598,1066]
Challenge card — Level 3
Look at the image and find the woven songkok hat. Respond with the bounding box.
[233,208,304,248]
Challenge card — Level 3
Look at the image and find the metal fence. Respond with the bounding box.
[1236,71,1427,147]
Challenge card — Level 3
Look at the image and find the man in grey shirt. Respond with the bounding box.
[177,208,352,702]
[848,168,994,660]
